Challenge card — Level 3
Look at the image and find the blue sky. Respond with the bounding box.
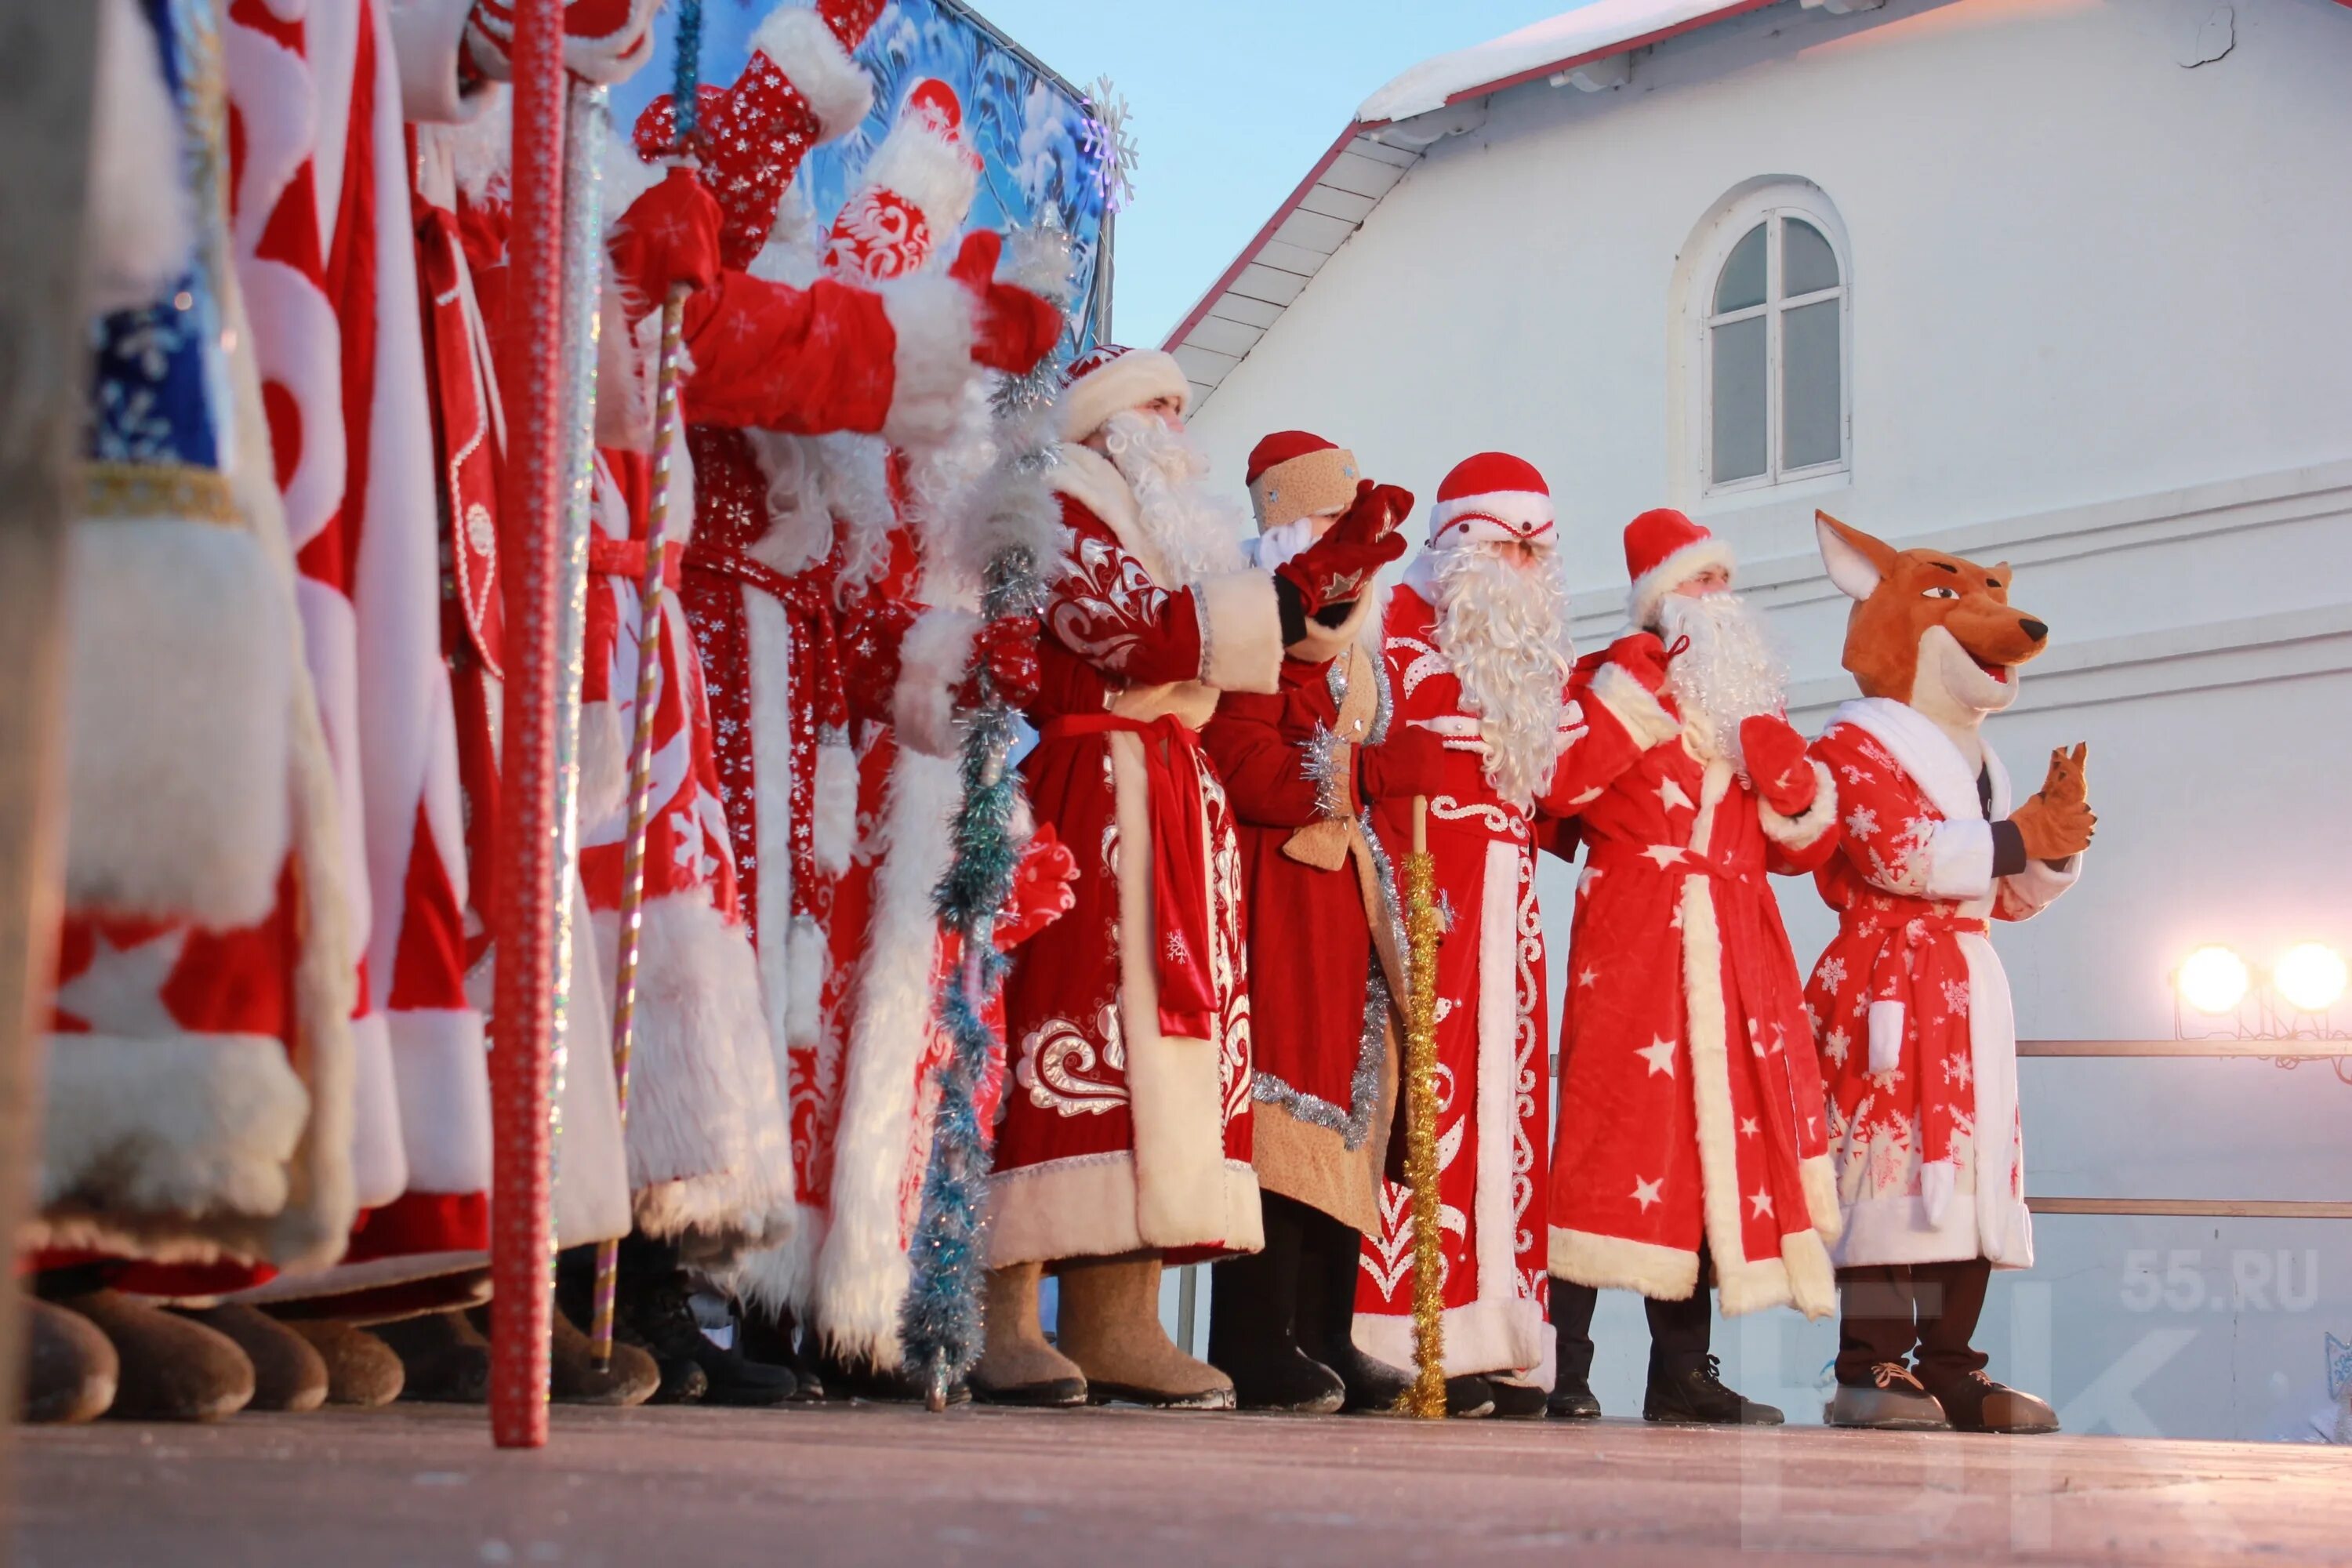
[969,0,1581,347]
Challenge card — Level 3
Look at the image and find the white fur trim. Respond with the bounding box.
[783,916,826,1049]
[1830,696,1982,826]
[748,5,876,143]
[1867,1000,1905,1078]
[891,606,981,759]
[385,1007,491,1194]
[1352,1291,1545,1381]
[1474,840,1519,1312]
[1923,820,1994,902]
[742,431,833,578]
[1799,1154,1842,1243]
[986,1151,1263,1268]
[1921,1156,1957,1226]
[384,0,483,125]
[553,879,631,1248]
[1548,1227,1703,1300]
[2000,853,2081,918]
[1192,570,1283,696]
[1428,489,1553,549]
[1588,660,1681,753]
[36,1032,310,1236]
[347,1011,408,1210]
[840,114,977,261]
[1757,760,1838,851]
[1047,442,1140,550]
[1630,537,1737,630]
[731,1206,825,1318]
[86,0,193,314]
[1057,348,1189,444]
[812,746,960,1367]
[812,741,858,878]
[878,272,980,453]
[575,699,630,837]
[64,521,292,927]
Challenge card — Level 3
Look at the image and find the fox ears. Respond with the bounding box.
[1815,510,1896,602]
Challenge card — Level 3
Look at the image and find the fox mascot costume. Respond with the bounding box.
[1804,511,2094,1434]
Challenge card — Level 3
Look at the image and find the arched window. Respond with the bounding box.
[1691,185,1849,495]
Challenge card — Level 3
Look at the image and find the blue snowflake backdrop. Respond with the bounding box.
[612,0,1111,355]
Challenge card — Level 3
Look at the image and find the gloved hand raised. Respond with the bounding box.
[1276,479,1411,619]
[949,232,1062,376]
[608,168,722,319]
[1737,714,1817,817]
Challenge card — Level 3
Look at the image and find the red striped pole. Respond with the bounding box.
[488,0,567,1451]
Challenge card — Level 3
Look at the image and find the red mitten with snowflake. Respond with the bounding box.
[608,169,722,319]
[466,0,657,85]
[1277,481,1409,617]
[1739,714,1817,816]
[956,615,1041,710]
[993,826,1078,952]
[949,232,1062,376]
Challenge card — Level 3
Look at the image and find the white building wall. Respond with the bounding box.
[1188,0,2352,1439]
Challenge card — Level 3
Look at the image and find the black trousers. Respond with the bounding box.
[1834,1259,1991,1387]
[1551,1248,1714,1386]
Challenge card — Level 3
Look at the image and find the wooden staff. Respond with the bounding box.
[1397,794,1448,1418]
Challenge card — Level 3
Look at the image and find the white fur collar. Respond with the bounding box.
[1831,695,2011,821]
[1050,443,1163,580]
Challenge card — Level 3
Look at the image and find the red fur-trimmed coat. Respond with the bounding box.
[1542,654,1845,1319]
[990,444,1284,1268]
[1805,698,2079,1271]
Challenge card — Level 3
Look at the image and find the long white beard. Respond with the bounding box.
[1101,410,1247,587]
[1657,590,1788,766]
[1431,544,1574,809]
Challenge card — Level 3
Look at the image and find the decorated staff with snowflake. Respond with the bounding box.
[1541,508,1843,1426]
[1804,511,2089,1436]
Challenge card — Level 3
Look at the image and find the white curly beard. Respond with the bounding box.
[1431,544,1574,809]
[1101,411,1247,587]
[1656,590,1788,767]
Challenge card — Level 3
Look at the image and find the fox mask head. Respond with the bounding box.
[1814,510,2049,726]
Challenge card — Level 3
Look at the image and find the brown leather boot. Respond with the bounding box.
[20,1297,118,1423]
[176,1304,328,1413]
[59,1290,253,1422]
[968,1261,1085,1407]
[1054,1254,1232,1410]
[277,1319,404,1407]
[1923,1369,2059,1434]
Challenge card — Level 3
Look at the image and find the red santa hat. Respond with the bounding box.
[632,0,881,270]
[1428,451,1555,549]
[1057,343,1189,444]
[1246,431,1359,534]
[822,78,981,282]
[1624,507,1737,628]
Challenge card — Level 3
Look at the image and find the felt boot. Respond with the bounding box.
[374,1308,492,1403]
[60,1290,252,1422]
[556,1240,706,1404]
[1297,1202,1410,1414]
[278,1319,404,1407]
[19,1296,118,1423]
[969,1261,1086,1407]
[1207,1198,1343,1414]
[175,1304,327,1413]
[539,1303,659,1407]
[737,1301,826,1401]
[1056,1254,1233,1410]
[1645,1352,1782,1425]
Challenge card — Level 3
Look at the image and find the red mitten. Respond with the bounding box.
[1606,631,1673,695]
[1357,723,1449,804]
[956,615,1042,710]
[1739,714,1817,816]
[1277,481,1409,617]
[466,0,657,86]
[993,826,1078,952]
[608,168,722,318]
[949,232,1062,375]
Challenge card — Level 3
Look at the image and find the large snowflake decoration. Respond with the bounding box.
[1078,75,1138,214]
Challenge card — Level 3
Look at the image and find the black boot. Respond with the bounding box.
[555,1243,706,1404]
[1207,1195,1344,1413]
[1444,1374,1496,1417]
[1297,1202,1410,1414]
[623,1274,797,1407]
[1486,1377,1549,1420]
[737,1301,827,1402]
[1644,1352,1782,1425]
[1546,1279,1602,1420]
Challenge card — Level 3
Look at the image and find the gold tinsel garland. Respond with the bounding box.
[1395,833,1448,1419]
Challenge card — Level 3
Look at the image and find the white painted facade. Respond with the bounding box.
[1182,0,2352,1439]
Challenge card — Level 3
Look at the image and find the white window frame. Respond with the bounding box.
[1682,183,1852,502]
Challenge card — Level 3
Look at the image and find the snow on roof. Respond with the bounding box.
[1360,0,1758,123]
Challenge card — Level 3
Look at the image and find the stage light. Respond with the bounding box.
[2274,942,2347,1014]
[2177,946,2249,1015]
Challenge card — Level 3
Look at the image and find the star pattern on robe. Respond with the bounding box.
[1576,968,1598,989]
[1639,844,1686,870]
[1749,1188,1775,1218]
[1631,1175,1663,1211]
[1740,1116,1759,1138]
[1653,776,1695,814]
[52,927,187,1036]
[1636,1036,1677,1076]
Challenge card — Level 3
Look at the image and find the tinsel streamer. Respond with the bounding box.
[589,0,701,1371]
[1396,798,1448,1419]
[543,78,607,1330]
[898,219,1074,1411]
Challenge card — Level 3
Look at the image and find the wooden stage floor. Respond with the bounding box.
[16,1401,2352,1566]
